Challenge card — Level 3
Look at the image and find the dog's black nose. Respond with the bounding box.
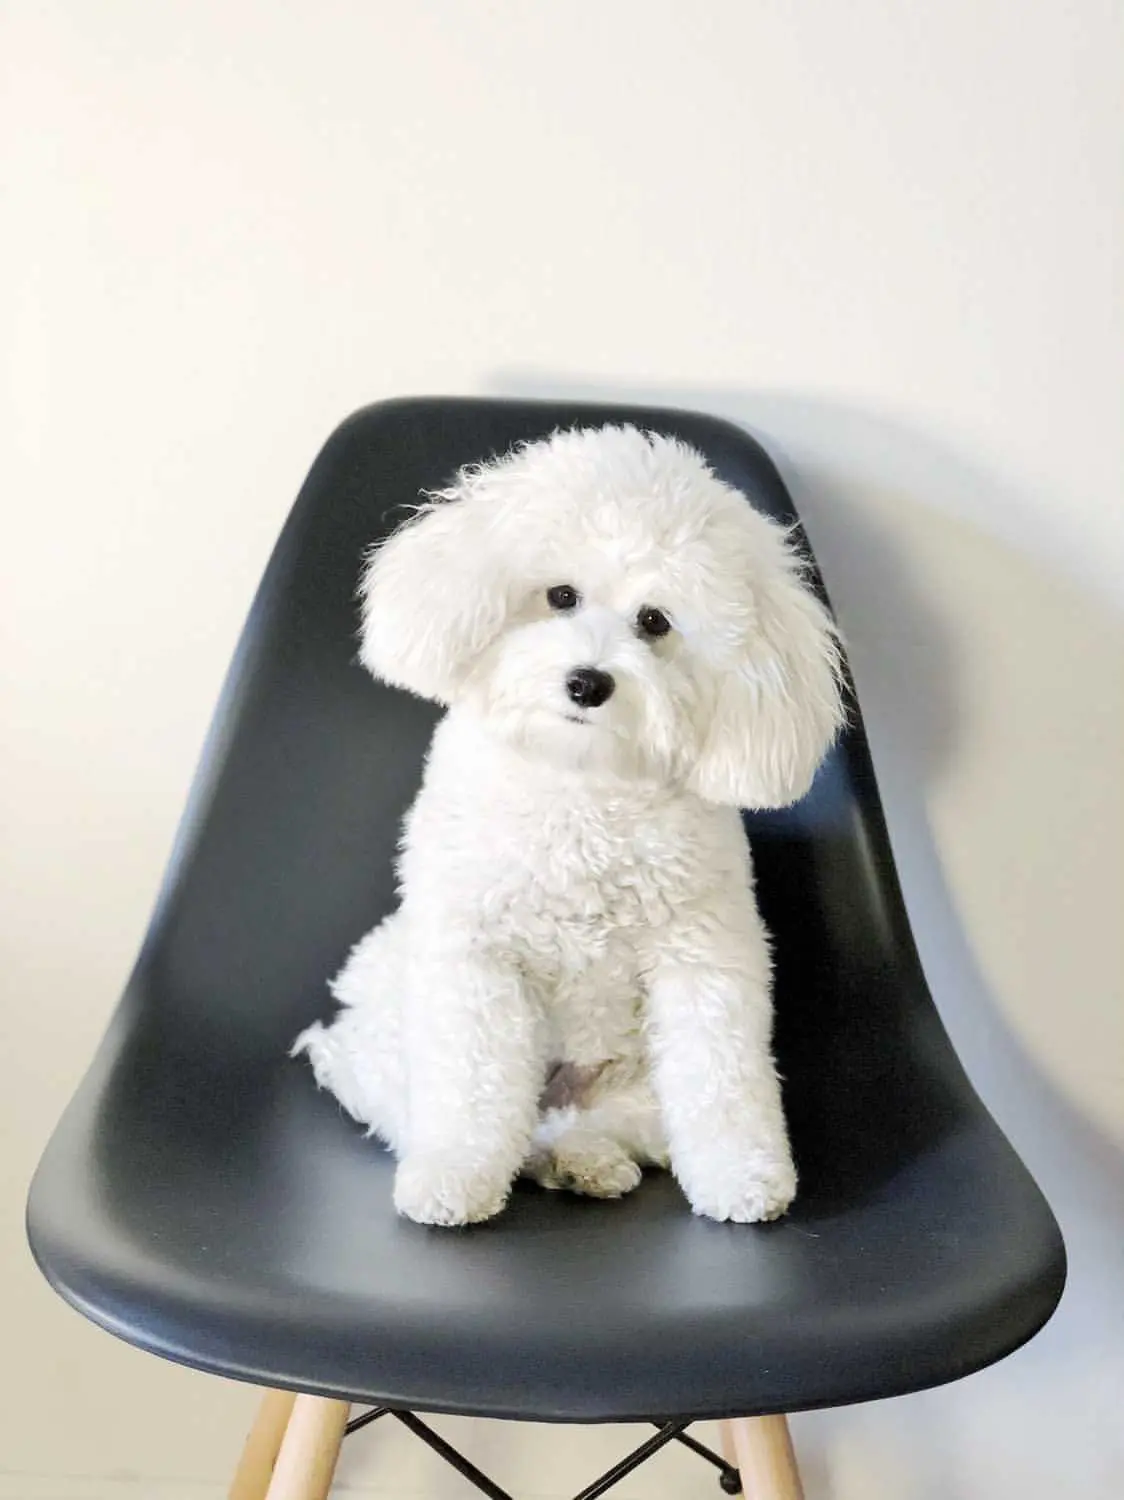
[566,666,615,708]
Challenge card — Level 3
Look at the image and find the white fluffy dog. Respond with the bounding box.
[295,425,843,1227]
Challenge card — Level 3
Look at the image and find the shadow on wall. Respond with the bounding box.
[488,373,1124,1498]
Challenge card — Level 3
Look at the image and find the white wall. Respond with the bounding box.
[2,4,1122,1497]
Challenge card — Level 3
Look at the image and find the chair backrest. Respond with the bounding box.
[127,397,979,1203]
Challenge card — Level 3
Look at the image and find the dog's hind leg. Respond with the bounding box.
[528,1113,643,1198]
[526,1063,668,1198]
[292,917,408,1152]
[585,1068,670,1168]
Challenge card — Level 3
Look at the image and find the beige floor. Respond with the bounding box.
[6,1044,751,1499]
[0,1401,734,1499]
[3,928,769,1500]
[10,1131,733,1500]
[5,1289,737,1500]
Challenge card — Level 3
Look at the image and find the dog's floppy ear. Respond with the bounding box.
[687,527,844,810]
[359,484,509,704]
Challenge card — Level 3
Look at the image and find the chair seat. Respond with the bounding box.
[31,1025,1061,1421]
[27,397,1064,1423]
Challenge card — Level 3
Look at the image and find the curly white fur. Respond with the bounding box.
[294,425,843,1226]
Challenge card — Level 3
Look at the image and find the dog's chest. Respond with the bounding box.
[510,809,653,1057]
[498,794,692,969]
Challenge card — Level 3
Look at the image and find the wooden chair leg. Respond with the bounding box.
[229,1389,297,1500]
[722,1415,804,1500]
[263,1394,350,1500]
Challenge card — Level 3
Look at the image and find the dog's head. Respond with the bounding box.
[360,425,843,807]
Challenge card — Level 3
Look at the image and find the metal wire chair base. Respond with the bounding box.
[344,1406,742,1499]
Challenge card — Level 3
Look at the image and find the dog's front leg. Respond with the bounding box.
[646,910,796,1223]
[394,942,540,1226]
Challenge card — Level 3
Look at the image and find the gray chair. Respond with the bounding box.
[27,398,1066,1499]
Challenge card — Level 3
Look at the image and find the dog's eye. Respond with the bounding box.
[636,605,672,639]
[547,585,580,611]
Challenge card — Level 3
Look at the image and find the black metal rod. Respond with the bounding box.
[571,1420,690,1500]
[659,1424,742,1490]
[345,1405,390,1436]
[670,1426,727,1469]
[346,1406,739,1497]
[391,1409,516,1500]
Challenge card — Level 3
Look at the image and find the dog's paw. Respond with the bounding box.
[681,1152,797,1224]
[393,1150,511,1227]
[534,1137,643,1199]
